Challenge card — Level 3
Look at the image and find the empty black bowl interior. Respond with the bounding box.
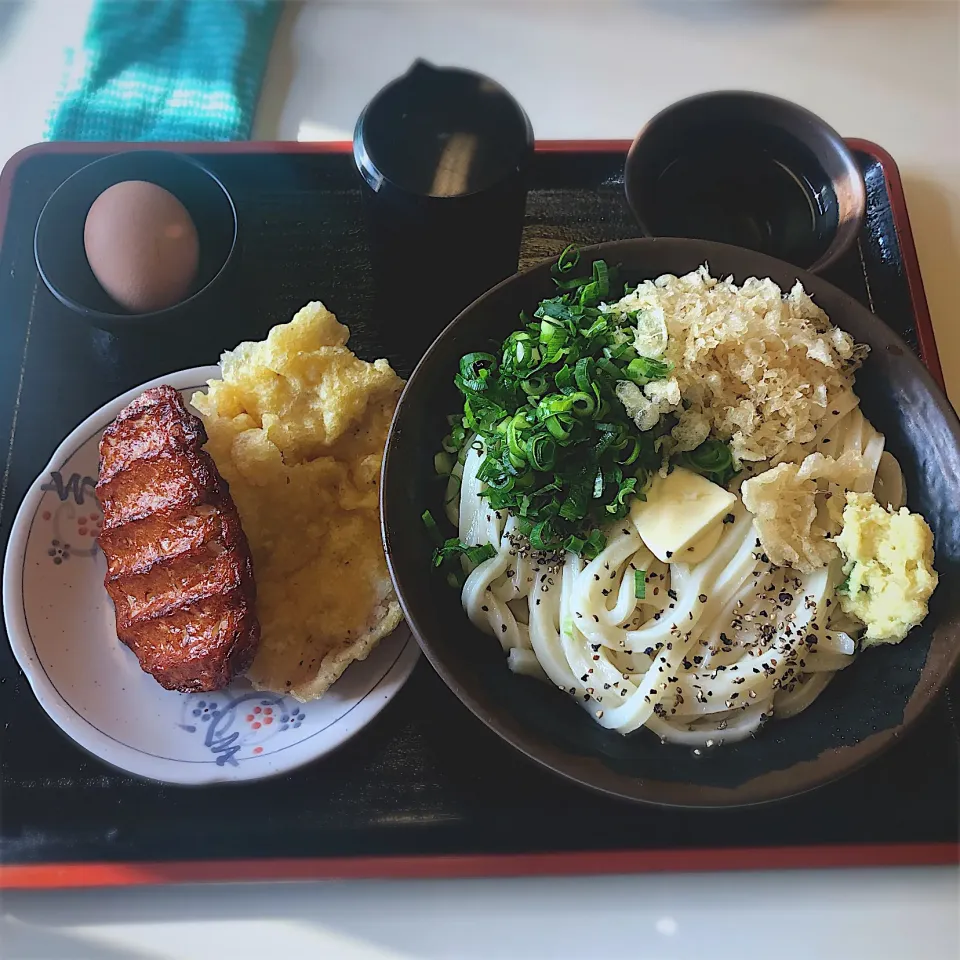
[384,238,960,806]
[625,93,862,272]
[35,151,236,320]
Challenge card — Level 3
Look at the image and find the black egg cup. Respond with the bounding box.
[34,150,238,333]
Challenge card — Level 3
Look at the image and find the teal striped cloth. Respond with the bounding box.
[47,0,282,142]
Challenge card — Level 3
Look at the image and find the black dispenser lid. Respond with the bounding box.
[354,60,534,199]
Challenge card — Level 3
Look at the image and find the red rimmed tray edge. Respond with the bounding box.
[0,138,952,889]
[1,843,957,891]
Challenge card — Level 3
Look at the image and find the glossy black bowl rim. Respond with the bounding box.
[624,90,867,275]
[34,150,238,326]
[382,236,960,808]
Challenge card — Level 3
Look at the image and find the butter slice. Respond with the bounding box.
[630,467,736,562]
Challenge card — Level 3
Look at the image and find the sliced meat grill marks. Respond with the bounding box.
[95,385,260,692]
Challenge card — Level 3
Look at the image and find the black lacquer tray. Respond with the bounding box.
[0,141,956,888]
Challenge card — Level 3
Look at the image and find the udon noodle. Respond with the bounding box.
[447,403,906,747]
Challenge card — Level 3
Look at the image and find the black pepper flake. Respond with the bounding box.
[481,605,489,612]
[581,674,589,682]
[535,598,541,605]
[667,589,678,600]
[602,588,610,596]
[698,593,708,603]
[723,513,735,524]
[593,615,600,623]
[666,551,673,558]
[603,683,611,690]
[500,624,507,634]
[593,574,600,581]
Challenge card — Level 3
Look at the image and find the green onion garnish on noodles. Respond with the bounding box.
[423,510,496,567]
[634,569,646,600]
[433,540,497,568]
[676,438,739,487]
[435,248,672,557]
[422,509,442,544]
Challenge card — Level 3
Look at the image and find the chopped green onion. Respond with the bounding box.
[677,439,739,487]
[555,243,580,275]
[432,538,497,568]
[593,470,605,499]
[624,356,672,385]
[564,534,586,554]
[581,529,607,561]
[434,452,455,476]
[530,519,552,551]
[422,509,442,545]
[634,569,646,600]
[434,245,670,562]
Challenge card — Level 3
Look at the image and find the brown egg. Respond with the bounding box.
[83,180,200,313]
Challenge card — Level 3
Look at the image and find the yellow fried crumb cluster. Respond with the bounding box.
[192,302,404,701]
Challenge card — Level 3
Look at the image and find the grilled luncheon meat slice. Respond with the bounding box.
[95,385,260,692]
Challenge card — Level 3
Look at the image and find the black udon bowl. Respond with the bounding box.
[382,238,960,807]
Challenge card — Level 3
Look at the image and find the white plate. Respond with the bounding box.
[2,366,419,785]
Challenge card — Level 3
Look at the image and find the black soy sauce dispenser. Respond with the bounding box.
[354,60,534,367]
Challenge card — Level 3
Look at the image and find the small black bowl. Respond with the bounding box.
[624,92,866,274]
[34,150,237,333]
[382,238,960,808]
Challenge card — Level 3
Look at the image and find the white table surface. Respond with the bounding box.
[0,2,958,958]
